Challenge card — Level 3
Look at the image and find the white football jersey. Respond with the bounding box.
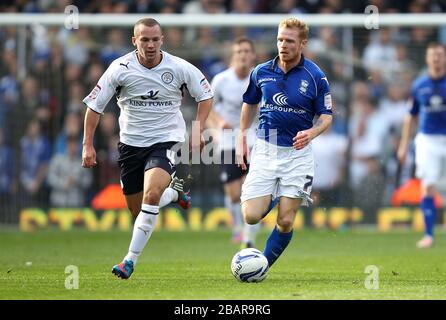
[83,50,213,147]
[211,68,258,150]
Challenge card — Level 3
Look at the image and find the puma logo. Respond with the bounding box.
[120,62,130,69]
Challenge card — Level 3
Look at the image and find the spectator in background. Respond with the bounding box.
[163,27,184,51]
[362,28,397,75]
[391,43,417,77]
[95,112,118,157]
[57,27,93,68]
[160,0,183,13]
[19,119,52,207]
[85,61,105,90]
[66,81,86,115]
[100,28,131,67]
[0,29,17,76]
[11,76,43,142]
[196,27,227,79]
[229,0,265,40]
[272,0,307,13]
[182,0,226,48]
[312,124,348,207]
[19,76,40,119]
[349,96,389,188]
[47,135,92,207]
[0,73,18,130]
[367,69,386,101]
[0,128,16,213]
[128,0,161,13]
[354,156,386,218]
[408,27,437,71]
[182,0,226,14]
[325,61,348,134]
[378,81,409,130]
[306,26,340,55]
[97,134,121,191]
[53,111,82,155]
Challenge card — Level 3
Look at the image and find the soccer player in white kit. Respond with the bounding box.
[82,18,213,278]
[236,18,333,268]
[208,37,261,248]
[398,43,446,249]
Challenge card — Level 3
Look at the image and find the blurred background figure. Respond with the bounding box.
[311,125,348,208]
[47,135,92,208]
[0,128,17,221]
[18,119,51,208]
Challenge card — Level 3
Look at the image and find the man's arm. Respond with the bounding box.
[293,114,332,150]
[397,114,418,165]
[236,103,259,170]
[82,108,101,168]
[191,98,213,152]
[206,109,232,129]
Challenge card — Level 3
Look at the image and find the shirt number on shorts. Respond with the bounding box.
[304,175,313,192]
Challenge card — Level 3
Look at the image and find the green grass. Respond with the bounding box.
[1,228,446,299]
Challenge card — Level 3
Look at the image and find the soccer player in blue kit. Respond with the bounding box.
[236,18,333,267]
[398,43,446,249]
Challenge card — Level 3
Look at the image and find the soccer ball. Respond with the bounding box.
[231,248,269,283]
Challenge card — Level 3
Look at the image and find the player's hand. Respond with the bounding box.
[190,133,205,152]
[236,132,249,171]
[293,129,314,150]
[82,144,97,168]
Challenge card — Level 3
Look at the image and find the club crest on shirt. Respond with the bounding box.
[88,84,101,100]
[324,93,333,110]
[162,72,174,84]
[299,79,309,94]
[200,78,212,94]
[430,95,443,107]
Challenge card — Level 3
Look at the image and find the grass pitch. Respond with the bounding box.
[1,228,446,300]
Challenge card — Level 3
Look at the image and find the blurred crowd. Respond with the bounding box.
[0,0,445,223]
[1,0,446,14]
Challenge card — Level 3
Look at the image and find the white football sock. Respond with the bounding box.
[243,222,260,245]
[124,204,159,265]
[158,187,178,208]
[225,196,240,233]
[231,200,244,234]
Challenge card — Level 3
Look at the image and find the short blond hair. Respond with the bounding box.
[278,18,309,40]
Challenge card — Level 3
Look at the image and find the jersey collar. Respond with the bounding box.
[271,53,305,74]
[134,50,165,70]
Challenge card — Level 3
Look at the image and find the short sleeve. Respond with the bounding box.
[83,61,120,114]
[409,83,420,116]
[314,71,333,115]
[242,68,262,105]
[182,61,214,102]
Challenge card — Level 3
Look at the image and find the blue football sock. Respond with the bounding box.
[421,197,436,237]
[263,227,293,267]
[261,197,279,219]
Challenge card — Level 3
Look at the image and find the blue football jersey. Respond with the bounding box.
[243,55,333,146]
[410,74,446,135]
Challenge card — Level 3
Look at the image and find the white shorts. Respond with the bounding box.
[415,133,446,186]
[240,139,314,206]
